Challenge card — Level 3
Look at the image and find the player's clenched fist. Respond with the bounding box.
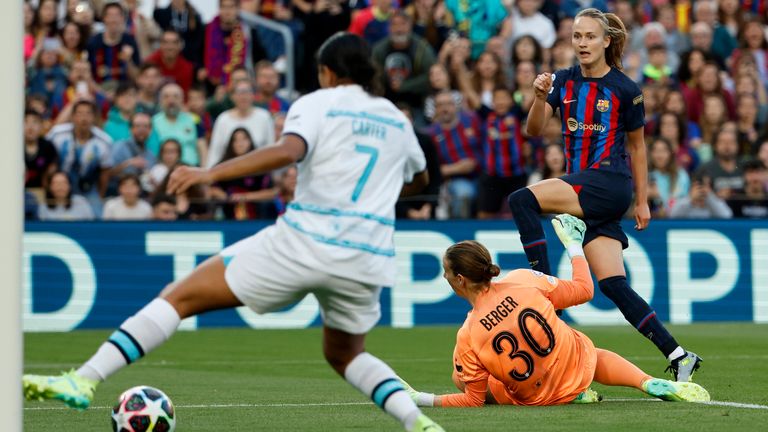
[533,73,553,100]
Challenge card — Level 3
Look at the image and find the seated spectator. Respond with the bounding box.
[503,0,556,56]
[735,93,760,157]
[186,84,213,140]
[693,0,736,65]
[146,30,195,94]
[253,60,290,115]
[512,61,536,116]
[59,21,88,69]
[727,159,768,218]
[395,103,442,220]
[153,0,205,67]
[38,171,95,221]
[135,63,162,115]
[511,35,543,76]
[445,0,507,58]
[103,174,153,220]
[148,138,182,191]
[677,48,713,91]
[149,83,206,167]
[734,71,768,130]
[683,60,736,123]
[669,174,733,219]
[695,127,744,200]
[424,62,464,122]
[24,110,58,190]
[656,111,700,172]
[659,90,703,149]
[46,100,113,216]
[64,0,96,30]
[110,112,157,192]
[729,18,768,86]
[27,38,68,106]
[404,0,454,52]
[207,80,274,168]
[156,165,212,220]
[204,0,268,87]
[32,0,59,46]
[477,87,527,220]
[86,2,140,85]
[527,142,565,186]
[104,83,138,142]
[549,37,575,72]
[642,44,675,86]
[124,0,162,60]
[656,2,689,54]
[23,1,35,62]
[427,90,483,218]
[697,95,729,164]
[437,36,477,108]
[348,0,395,45]
[468,51,506,115]
[372,11,436,115]
[50,59,111,124]
[210,128,272,220]
[205,66,250,120]
[151,194,178,221]
[648,137,690,218]
[261,165,297,219]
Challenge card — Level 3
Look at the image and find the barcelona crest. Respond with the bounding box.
[596,99,610,112]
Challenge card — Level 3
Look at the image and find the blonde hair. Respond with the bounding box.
[575,8,628,70]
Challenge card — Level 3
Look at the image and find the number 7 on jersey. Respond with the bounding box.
[351,144,379,202]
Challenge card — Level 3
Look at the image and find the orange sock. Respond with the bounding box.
[593,348,652,390]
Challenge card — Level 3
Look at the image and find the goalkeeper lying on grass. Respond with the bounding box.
[401,214,709,407]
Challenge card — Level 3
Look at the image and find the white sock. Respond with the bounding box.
[344,352,421,430]
[667,346,686,361]
[77,298,181,381]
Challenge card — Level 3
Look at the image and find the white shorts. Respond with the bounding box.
[221,225,382,334]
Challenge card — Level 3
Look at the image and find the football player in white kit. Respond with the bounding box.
[23,33,444,432]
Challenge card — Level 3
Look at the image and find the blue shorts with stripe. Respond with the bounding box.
[560,168,633,249]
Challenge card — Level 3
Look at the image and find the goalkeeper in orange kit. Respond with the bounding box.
[401,214,709,407]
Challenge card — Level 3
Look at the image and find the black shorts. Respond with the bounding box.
[478,174,528,214]
[560,169,633,249]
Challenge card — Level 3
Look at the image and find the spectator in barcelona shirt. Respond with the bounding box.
[477,87,527,219]
[253,60,291,115]
[204,0,268,87]
[348,0,395,46]
[86,2,141,85]
[428,90,483,218]
[206,80,274,168]
[372,11,436,116]
[24,110,59,190]
[38,171,95,221]
[110,112,157,193]
[153,0,205,68]
[103,82,138,142]
[145,29,195,95]
[46,100,113,217]
[50,59,110,122]
[149,83,207,167]
[186,84,213,141]
[102,173,153,220]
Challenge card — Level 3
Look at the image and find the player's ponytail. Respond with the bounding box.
[445,241,500,286]
[576,8,628,71]
[317,32,381,94]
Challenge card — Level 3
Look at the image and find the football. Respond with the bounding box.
[111,386,176,432]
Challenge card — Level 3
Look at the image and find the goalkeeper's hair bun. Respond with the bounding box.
[445,240,499,285]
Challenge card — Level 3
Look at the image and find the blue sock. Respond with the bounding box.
[599,276,679,357]
[508,188,550,275]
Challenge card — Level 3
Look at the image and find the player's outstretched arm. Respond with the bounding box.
[167,135,306,195]
[547,214,594,308]
[399,377,487,408]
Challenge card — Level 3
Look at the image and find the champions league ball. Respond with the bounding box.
[111,386,176,432]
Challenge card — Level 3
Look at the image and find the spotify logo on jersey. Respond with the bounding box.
[567,117,579,132]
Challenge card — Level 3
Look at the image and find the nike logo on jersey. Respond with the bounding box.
[563,99,577,104]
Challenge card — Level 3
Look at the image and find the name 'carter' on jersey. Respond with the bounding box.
[546,65,645,176]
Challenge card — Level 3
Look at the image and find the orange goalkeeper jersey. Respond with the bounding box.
[441,257,597,407]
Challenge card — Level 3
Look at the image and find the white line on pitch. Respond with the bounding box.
[24,399,768,411]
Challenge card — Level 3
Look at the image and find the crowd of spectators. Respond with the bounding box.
[23,0,768,221]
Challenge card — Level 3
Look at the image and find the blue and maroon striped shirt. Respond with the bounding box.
[483,112,525,177]
[428,111,484,176]
[546,65,644,176]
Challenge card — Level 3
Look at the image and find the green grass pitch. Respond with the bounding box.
[24,323,768,431]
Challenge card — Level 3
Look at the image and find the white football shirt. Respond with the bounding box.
[277,84,426,286]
